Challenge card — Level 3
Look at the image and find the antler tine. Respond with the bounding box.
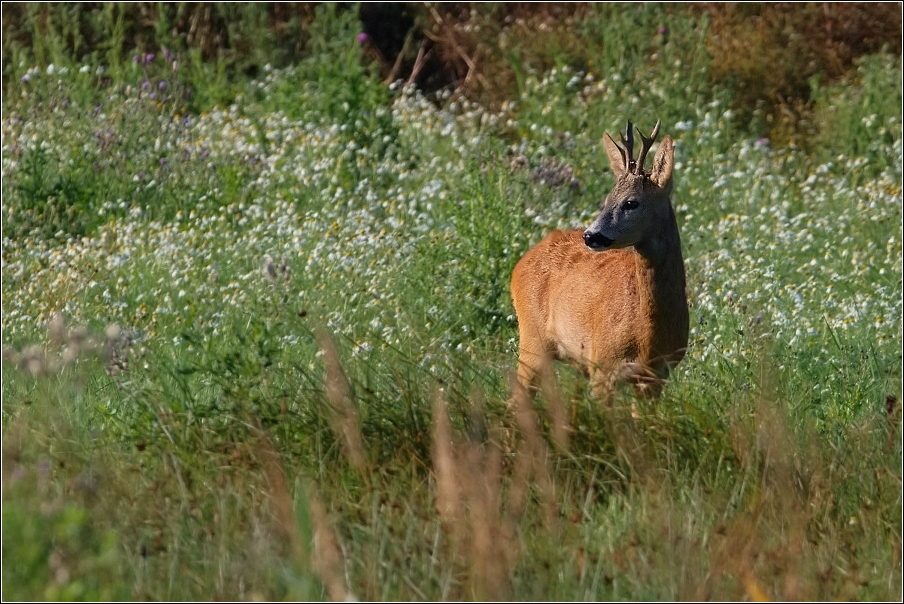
[635,119,661,175]
[619,120,636,172]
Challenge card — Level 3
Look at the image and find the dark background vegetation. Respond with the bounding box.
[3,2,902,140]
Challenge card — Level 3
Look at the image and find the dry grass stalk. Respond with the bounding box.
[256,427,354,602]
[538,361,570,453]
[432,391,462,528]
[700,384,822,601]
[886,394,900,453]
[431,391,517,601]
[508,373,559,531]
[317,329,368,475]
[309,490,354,602]
[606,396,651,485]
[256,428,306,566]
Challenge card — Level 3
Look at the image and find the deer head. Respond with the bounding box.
[583,120,675,252]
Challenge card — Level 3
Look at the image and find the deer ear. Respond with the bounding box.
[649,136,674,189]
[603,133,627,178]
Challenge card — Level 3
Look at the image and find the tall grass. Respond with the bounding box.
[3,3,902,601]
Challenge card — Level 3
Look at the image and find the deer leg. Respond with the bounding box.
[589,367,617,407]
[512,322,550,395]
[627,358,667,399]
[514,350,546,401]
[505,332,550,452]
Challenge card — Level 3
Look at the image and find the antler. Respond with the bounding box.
[618,121,636,173]
[609,120,662,176]
[634,120,661,175]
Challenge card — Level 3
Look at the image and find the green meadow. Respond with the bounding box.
[2,4,901,600]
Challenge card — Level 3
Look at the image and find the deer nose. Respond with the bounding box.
[583,230,613,250]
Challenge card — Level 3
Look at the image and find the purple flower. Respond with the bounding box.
[20,74,29,84]
[144,53,155,64]
[141,80,151,90]
[658,26,669,36]
[357,32,371,44]
[159,80,167,89]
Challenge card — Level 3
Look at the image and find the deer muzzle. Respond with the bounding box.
[582,230,614,251]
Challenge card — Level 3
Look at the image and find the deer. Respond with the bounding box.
[510,120,688,406]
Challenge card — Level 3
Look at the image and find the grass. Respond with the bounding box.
[2,3,902,601]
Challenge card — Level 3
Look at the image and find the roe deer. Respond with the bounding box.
[510,120,688,403]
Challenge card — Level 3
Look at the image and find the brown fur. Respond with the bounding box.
[510,122,688,402]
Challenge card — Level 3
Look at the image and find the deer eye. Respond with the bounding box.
[624,199,640,210]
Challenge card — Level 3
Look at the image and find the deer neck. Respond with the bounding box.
[632,204,687,360]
